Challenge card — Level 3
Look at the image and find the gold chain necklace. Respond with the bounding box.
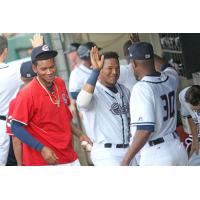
[36,77,60,107]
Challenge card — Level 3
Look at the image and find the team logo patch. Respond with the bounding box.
[110,103,129,115]
[42,45,50,51]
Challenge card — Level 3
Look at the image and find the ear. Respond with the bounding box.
[133,60,138,68]
[3,48,8,60]
[32,64,37,74]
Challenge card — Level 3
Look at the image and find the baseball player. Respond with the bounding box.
[0,35,30,166]
[6,61,37,166]
[179,85,200,165]
[11,44,90,166]
[68,42,101,121]
[121,42,188,166]
[77,47,137,166]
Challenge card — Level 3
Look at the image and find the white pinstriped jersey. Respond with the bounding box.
[78,81,131,144]
[130,67,179,140]
[69,64,92,93]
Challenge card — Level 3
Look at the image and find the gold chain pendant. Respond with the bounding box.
[36,77,60,108]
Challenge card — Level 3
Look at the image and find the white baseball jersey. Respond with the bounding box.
[0,57,30,115]
[118,63,137,92]
[69,64,92,93]
[130,67,179,141]
[78,81,131,144]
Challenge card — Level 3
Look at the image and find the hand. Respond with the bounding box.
[41,146,59,165]
[80,134,92,145]
[30,33,44,48]
[90,46,104,70]
[121,160,130,166]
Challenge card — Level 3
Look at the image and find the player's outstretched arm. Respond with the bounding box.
[77,47,104,108]
[83,46,104,93]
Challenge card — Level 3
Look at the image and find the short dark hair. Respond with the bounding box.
[185,85,200,106]
[0,35,8,55]
[101,51,119,60]
[123,40,132,57]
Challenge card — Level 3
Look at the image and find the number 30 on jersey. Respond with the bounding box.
[160,91,175,121]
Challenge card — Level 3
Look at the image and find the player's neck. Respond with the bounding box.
[141,69,157,79]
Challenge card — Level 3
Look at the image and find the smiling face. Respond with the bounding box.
[33,58,56,87]
[99,58,120,87]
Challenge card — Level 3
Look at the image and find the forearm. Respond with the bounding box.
[71,123,92,145]
[188,117,198,141]
[84,69,100,93]
[71,123,83,138]
[11,121,44,151]
[122,130,150,165]
[12,137,22,166]
[76,69,100,107]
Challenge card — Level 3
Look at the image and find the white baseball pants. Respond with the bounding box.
[0,120,10,166]
[90,143,137,166]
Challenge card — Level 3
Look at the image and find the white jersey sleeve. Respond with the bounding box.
[130,82,155,128]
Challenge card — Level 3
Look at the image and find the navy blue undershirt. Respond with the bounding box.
[11,121,44,151]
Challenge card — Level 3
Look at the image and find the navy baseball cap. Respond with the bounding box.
[31,44,58,63]
[20,61,37,78]
[77,42,101,59]
[128,42,154,60]
[64,43,80,54]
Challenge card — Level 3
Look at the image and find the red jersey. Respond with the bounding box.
[12,77,77,166]
[6,98,16,136]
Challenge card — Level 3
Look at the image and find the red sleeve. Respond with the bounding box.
[12,88,34,125]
